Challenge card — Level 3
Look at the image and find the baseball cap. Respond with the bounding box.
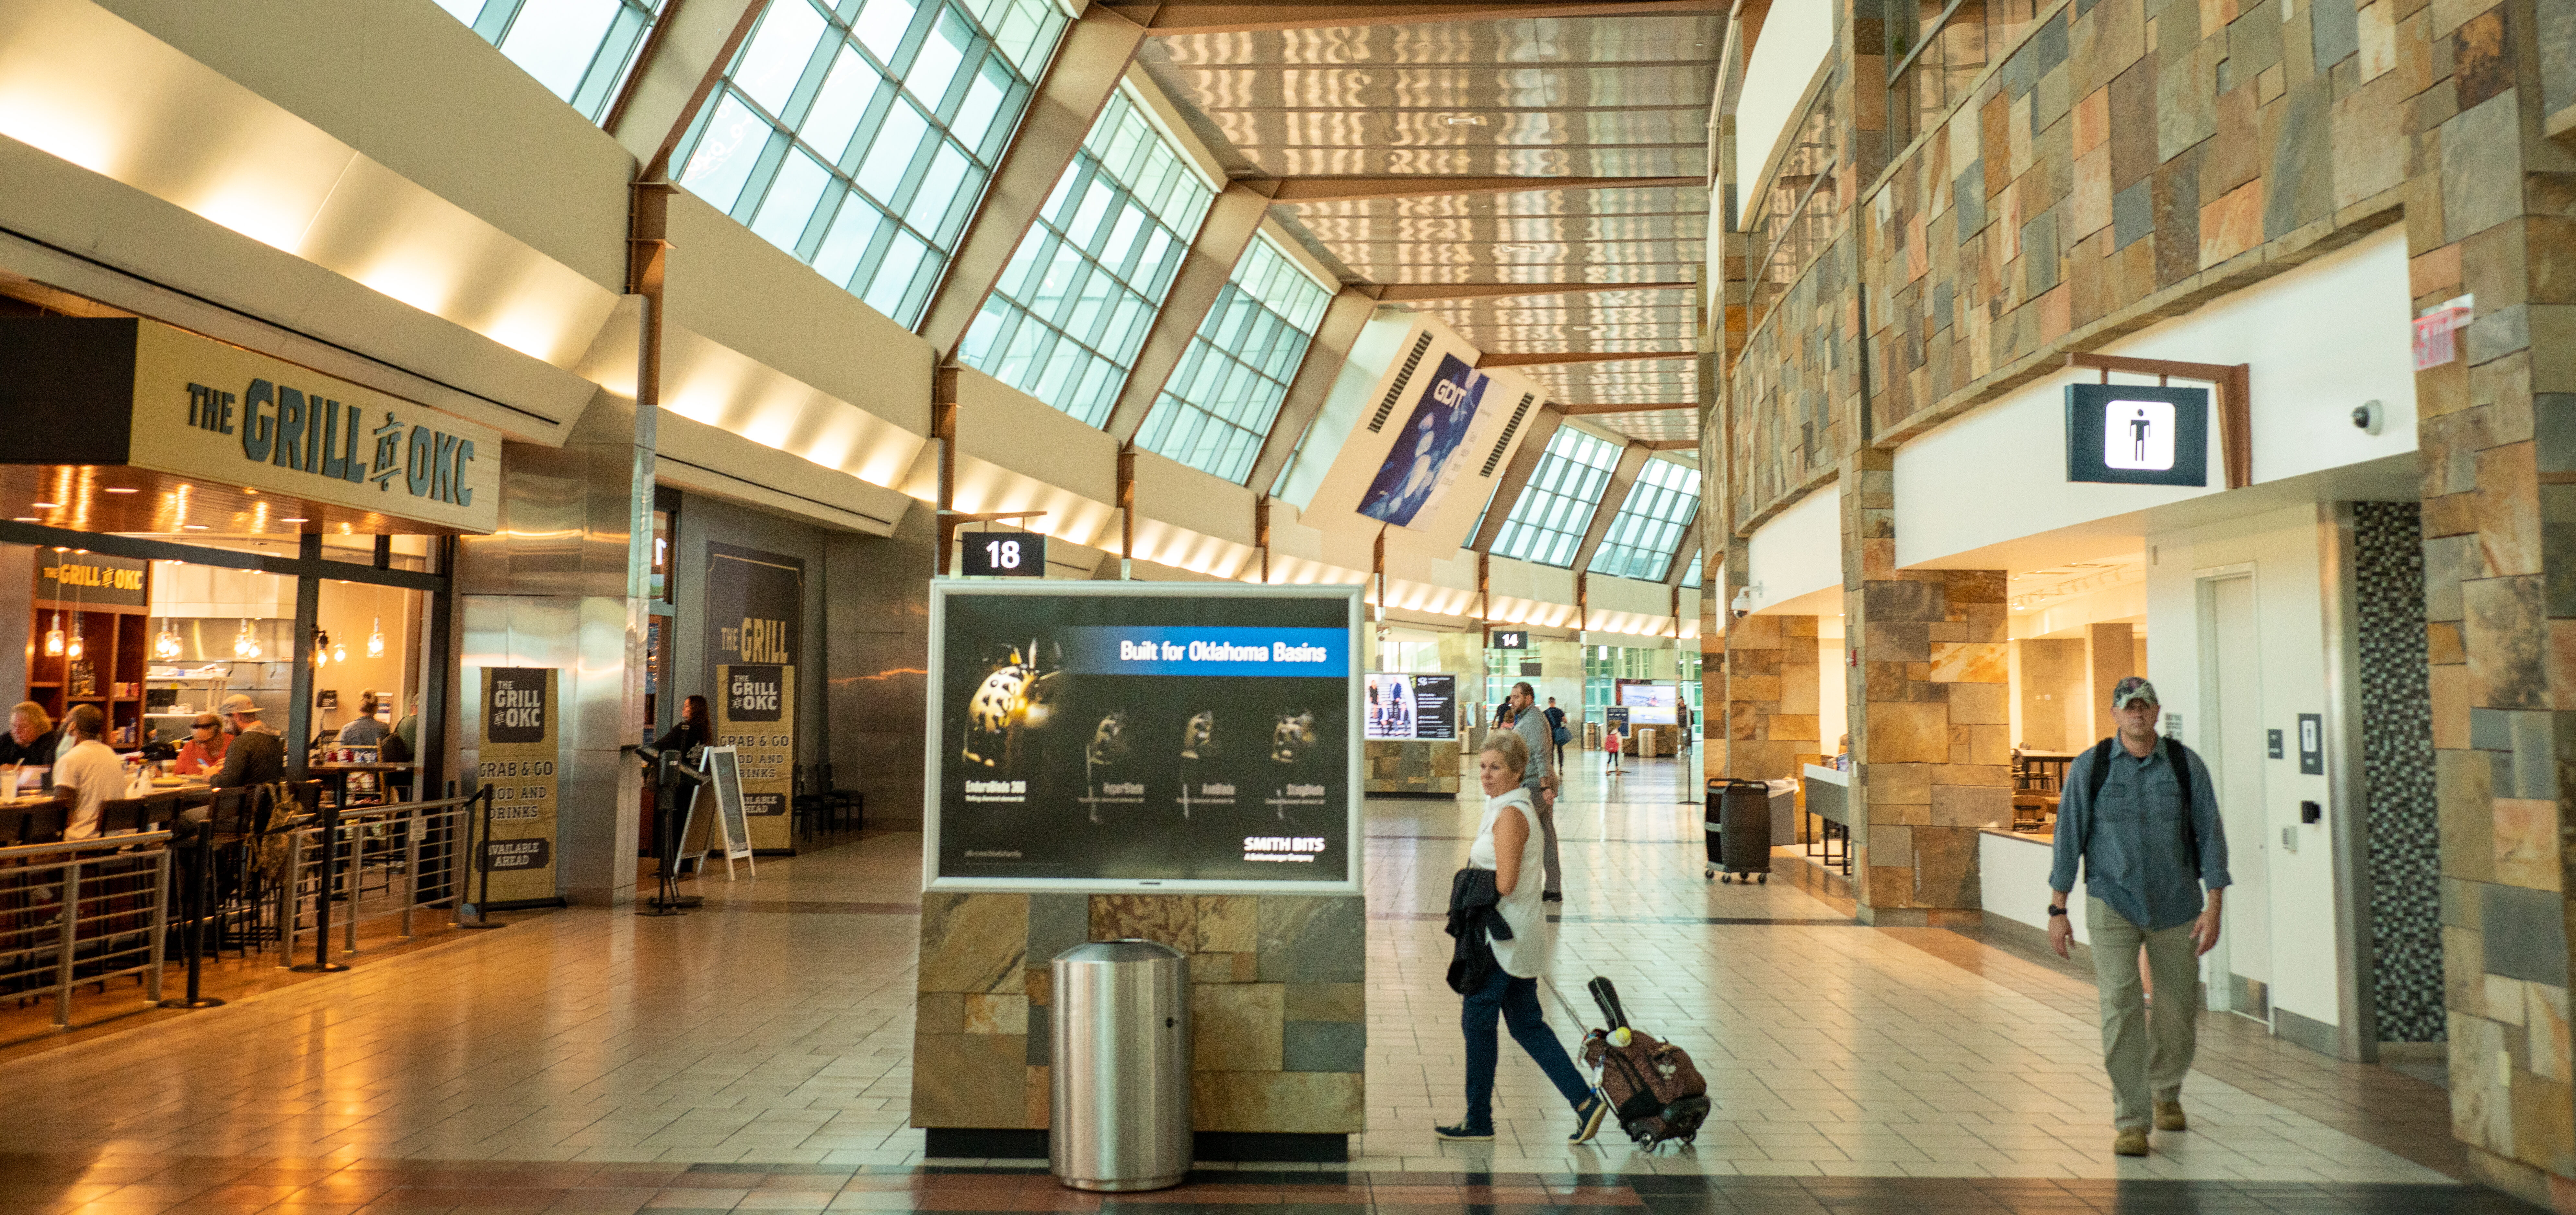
[217,694,261,716]
[2109,677,2159,710]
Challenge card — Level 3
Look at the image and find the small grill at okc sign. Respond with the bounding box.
[2063,384,2210,488]
[0,317,499,533]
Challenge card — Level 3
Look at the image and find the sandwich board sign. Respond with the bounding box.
[702,745,756,878]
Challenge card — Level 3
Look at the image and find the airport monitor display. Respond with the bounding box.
[925,581,1362,893]
[1363,674,1457,741]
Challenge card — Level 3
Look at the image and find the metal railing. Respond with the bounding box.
[0,785,503,1032]
[0,832,173,1027]
[267,787,495,972]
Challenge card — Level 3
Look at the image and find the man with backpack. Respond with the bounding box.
[1543,698,1568,768]
[2047,677,2229,1158]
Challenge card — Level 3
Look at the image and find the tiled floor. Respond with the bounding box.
[0,753,2492,1213]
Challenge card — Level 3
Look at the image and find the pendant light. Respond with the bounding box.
[366,617,385,659]
[64,611,82,660]
[312,628,332,669]
[332,634,348,664]
[43,611,63,656]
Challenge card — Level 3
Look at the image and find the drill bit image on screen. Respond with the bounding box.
[960,638,1060,787]
[1079,709,1138,822]
[1264,709,1326,820]
[1178,710,1223,817]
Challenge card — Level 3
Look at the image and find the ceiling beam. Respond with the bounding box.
[1559,402,1695,416]
[1477,350,1696,368]
[1648,439,1697,450]
[1269,176,1697,204]
[1104,2,1724,36]
[1372,281,1695,303]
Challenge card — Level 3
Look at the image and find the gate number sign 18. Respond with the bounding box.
[960,531,1046,578]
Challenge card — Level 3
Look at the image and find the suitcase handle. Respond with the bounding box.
[1587,976,1629,1030]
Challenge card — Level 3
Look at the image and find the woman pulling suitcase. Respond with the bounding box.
[1436,729,1610,1144]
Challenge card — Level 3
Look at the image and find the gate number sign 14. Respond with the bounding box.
[960,531,1047,578]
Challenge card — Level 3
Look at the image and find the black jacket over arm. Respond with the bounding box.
[1443,867,1517,994]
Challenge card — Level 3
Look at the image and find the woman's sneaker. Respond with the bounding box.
[1434,1121,1494,1141]
[1569,1091,1611,1144]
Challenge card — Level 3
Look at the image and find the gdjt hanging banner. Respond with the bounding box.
[476,666,559,904]
[925,582,1363,893]
[705,544,803,851]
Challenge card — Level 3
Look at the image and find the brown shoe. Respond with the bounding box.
[2155,1100,2187,1132]
[2113,1128,2149,1156]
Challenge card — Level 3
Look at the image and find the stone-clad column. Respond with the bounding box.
[2417,0,2576,1193]
[1723,611,1819,779]
[1840,450,2009,924]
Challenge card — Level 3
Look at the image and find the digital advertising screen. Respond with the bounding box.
[1363,673,1457,742]
[1619,682,1680,725]
[925,582,1363,893]
[1356,353,1488,527]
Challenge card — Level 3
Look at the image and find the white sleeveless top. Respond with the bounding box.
[1467,787,1552,978]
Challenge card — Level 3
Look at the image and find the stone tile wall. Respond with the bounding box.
[912,891,1365,1137]
[1710,0,2576,1197]
[1363,740,1462,795]
[1723,610,1821,779]
[1839,449,2010,923]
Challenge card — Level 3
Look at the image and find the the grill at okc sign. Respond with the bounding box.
[0,317,498,533]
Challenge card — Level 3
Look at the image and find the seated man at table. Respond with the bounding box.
[174,714,228,776]
[210,694,285,790]
[0,701,58,767]
[52,704,125,842]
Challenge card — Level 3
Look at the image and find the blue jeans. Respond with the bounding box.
[1461,967,1592,1130]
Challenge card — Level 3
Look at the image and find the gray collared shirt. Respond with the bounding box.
[1512,707,1554,789]
[2048,740,2231,932]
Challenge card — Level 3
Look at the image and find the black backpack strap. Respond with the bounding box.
[2084,737,2116,804]
[2166,737,2200,878]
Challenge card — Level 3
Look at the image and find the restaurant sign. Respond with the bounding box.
[476,666,560,906]
[0,317,500,533]
[38,551,149,608]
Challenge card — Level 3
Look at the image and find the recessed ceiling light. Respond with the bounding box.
[103,487,137,494]
[183,524,210,530]
[11,517,34,523]
[30,502,57,508]
[281,517,310,523]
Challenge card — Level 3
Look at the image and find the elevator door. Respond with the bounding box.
[2202,573,2271,1017]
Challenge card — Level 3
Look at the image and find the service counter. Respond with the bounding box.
[1979,826,2095,950]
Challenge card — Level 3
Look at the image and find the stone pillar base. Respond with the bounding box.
[1855,906,1984,929]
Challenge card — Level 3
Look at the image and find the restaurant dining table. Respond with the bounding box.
[2015,750,2079,792]
[309,762,415,811]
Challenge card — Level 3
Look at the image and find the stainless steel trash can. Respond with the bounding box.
[1050,940,1190,1191]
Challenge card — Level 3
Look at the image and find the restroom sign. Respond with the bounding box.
[2064,384,2210,487]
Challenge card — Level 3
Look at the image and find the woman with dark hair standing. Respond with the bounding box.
[654,694,713,764]
[646,695,715,867]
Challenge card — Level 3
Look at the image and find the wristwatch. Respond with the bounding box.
[2046,905,2068,918]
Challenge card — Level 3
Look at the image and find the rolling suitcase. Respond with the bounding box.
[1579,976,1711,1151]
[1706,778,1770,883]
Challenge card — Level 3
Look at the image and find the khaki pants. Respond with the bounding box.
[2086,896,2200,1130]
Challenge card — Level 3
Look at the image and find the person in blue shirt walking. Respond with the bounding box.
[2046,677,2229,1159]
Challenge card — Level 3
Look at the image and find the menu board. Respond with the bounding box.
[926,582,1362,893]
[1364,673,1457,741]
[703,745,755,867]
[475,666,558,904]
[706,543,801,851]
